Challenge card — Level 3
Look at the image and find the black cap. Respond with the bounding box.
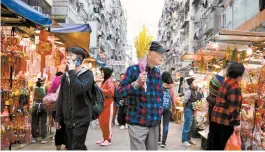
[149,41,169,54]
[186,78,194,86]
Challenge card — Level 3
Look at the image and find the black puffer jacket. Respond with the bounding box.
[56,68,94,127]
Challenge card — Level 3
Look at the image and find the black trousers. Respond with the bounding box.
[158,109,171,145]
[206,109,213,150]
[73,122,90,150]
[210,122,234,150]
[31,102,47,139]
[118,105,127,125]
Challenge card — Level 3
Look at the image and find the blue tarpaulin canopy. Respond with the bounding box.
[1,0,52,26]
[49,24,92,33]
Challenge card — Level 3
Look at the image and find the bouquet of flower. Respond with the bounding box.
[134,26,153,91]
[192,100,203,111]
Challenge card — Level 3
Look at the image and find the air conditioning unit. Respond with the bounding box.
[32,6,43,13]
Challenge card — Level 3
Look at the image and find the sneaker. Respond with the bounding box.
[41,140,47,144]
[120,125,125,130]
[158,141,162,145]
[96,139,104,144]
[32,139,36,143]
[189,140,196,145]
[100,140,112,146]
[125,124,128,129]
[182,141,191,147]
[161,144,166,148]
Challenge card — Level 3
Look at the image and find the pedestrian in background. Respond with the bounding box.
[118,41,169,150]
[97,67,115,146]
[31,77,48,144]
[117,73,128,130]
[211,63,245,150]
[47,71,67,150]
[56,47,94,150]
[158,71,177,148]
[181,78,201,147]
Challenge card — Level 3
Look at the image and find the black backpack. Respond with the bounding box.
[89,82,104,120]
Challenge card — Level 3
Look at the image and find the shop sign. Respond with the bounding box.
[52,6,68,16]
[107,60,127,66]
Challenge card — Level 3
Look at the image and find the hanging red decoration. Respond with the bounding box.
[53,49,64,66]
[36,41,52,56]
[39,29,49,42]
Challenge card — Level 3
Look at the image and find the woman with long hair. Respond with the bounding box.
[158,71,177,148]
[96,67,115,146]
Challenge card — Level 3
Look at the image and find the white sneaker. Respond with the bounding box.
[125,124,128,129]
[100,140,112,146]
[161,144,166,148]
[189,140,196,145]
[96,139,104,144]
[120,125,125,130]
[41,140,47,144]
[32,139,36,143]
[182,141,191,147]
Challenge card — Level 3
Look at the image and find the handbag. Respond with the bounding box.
[43,85,61,104]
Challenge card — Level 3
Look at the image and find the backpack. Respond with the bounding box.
[77,68,104,121]
[163,89,172,110]
[88,82,104,120]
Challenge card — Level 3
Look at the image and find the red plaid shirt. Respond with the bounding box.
[211,78,242,126]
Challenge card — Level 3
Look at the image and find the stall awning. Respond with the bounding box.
[1,0,52,26]
[48,24,92,52]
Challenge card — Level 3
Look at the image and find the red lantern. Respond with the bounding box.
[39,29,49,42]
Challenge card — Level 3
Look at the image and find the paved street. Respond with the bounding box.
[19,122,201,150]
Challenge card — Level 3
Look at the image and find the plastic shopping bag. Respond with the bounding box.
[225,131,241,150]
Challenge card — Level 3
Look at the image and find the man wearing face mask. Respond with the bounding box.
[55,47,94,150]
[118,41,169,150]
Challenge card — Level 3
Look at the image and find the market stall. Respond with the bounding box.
[1,0,53,150]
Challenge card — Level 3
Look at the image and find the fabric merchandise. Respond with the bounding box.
[211,78,243,126]
[99,78,115,142]
[72,122,90,150]
[118,65,163,127]
[181,107,194,142]
[210,122,234,150]
[31,101,47,140]
[158,109,171,145]
[128,125,159,150]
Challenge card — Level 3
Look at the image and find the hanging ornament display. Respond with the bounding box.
[36,41,52,56]
[52,48,64,67]
[225,46,232,60]
[39,29,49,42]
[231,48,238,62]
[240,50,247,63]
[199,54,205,74]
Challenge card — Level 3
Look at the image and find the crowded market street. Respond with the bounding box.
[1,0,265,151]
[18,122,201,150]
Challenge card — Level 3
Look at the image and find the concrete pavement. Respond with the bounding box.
[19,122,201,150]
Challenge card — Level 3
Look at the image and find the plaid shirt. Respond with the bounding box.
[211,78,242,126]
[118,65,163,127]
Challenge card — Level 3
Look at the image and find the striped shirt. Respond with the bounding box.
[118,65,163,127]
[211,78,242,126]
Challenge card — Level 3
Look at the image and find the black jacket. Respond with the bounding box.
[56,68,94,127]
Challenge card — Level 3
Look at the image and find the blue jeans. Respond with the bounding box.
[181,107,194,142]
[158,109,171,145]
